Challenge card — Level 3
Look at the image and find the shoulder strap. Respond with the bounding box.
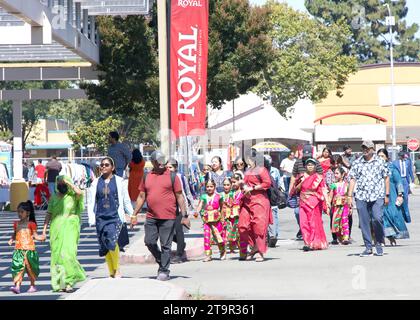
[170,171,176,190]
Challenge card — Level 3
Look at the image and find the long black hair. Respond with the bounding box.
[132,149,143,164]
[211,156,223,171]
[322,147,333,160]
[17,201,36,225]
[377,148,389,160]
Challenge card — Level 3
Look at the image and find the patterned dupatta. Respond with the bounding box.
[203,193,221,223]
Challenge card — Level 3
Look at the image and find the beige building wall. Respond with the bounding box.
[315,63,420,144]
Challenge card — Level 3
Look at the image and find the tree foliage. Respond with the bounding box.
[257,2,358,115]
[305,0,420,63]
[207,0,274,108]
[68,116,123,154]
[81,15,159,118]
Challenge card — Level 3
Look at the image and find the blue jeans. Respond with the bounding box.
[294,206,301,236]
[268,206,280,239]
[48,182,55,196]
[355,198,385,250]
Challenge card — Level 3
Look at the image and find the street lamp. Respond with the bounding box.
[383,2,397,160]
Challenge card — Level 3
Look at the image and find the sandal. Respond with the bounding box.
[203,256,212,262]
[255,254,264,262]
[27,286,37,293]
[10,286,20,294]
[220,252,227,260]
[246,250,258,261]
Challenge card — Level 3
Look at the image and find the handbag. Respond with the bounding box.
[118,223,130,252]
[287,195,299,208]
[278,187,287,209]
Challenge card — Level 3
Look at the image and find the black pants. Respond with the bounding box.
[144,218,175,275]
[173,213,186,257]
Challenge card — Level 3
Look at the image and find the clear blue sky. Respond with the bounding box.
[250,0,420,36]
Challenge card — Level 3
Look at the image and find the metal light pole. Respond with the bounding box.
[384,3,397,160]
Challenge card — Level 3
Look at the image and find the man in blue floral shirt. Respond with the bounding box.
[348,140,390,257]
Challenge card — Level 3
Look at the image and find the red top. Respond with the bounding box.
[139,169,182,220]
[35,164,46,179]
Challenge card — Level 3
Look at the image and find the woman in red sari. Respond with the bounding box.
[317,147,332,176]
[239,151,273,262]
[295,158,329,251]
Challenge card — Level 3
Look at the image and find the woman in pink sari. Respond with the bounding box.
[238,151,273,262]
[295,158,329,251]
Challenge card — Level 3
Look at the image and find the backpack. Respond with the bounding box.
[257,173,282,207]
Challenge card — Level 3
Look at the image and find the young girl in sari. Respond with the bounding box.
[196,179,226,262]
[227,174,243,253]
[8,201,45,294]
[295,158,329,251]
[329,167,351,245]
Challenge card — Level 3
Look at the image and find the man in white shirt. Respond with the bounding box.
[280,152,296,195]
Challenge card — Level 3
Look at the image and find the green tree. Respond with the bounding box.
[83,2,273,115]
[68,116,123,154]
[305,0,420,63]
[207,0,273,108]
[81,15,159,118]
[258,1,358,115]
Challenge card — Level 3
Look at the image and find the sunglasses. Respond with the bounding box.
[100,163,111,168]
[236,162,244,166]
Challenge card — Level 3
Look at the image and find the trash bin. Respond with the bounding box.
[10,180,29,212]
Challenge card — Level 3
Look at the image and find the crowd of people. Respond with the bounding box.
[7,131,416,292]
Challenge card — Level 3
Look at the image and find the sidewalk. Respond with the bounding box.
[120,216,204,265]
[65,278,188,300]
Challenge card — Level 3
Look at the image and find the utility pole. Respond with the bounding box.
[158,0,170,157]
[384,3,397,160]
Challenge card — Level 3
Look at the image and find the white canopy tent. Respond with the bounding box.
[208,93,313,143]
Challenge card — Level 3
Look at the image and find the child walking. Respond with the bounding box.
[329,167,351,245]
[196,179,226,262]
[8,201,45,294]
[224,175,243,253]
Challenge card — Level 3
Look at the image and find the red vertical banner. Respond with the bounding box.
[170,0,209,139]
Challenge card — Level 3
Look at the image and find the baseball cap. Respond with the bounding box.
[305,158,318,166]
[361,140,375,149]
[150,150,167,164]
[302,144,313,158]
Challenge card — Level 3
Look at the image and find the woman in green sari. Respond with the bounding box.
[42,175,86,292]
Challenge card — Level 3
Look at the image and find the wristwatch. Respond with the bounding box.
[182,213,188,218]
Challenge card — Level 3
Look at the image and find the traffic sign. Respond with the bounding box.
[407,138,419,151]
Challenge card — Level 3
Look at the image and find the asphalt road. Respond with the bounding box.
[116,188,420,300]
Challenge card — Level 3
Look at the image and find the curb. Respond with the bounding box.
[120,238,204,265]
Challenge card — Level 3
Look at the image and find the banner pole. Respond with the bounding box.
[158,0,170,157]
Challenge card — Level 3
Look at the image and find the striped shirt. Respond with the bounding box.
[292,158,324,176]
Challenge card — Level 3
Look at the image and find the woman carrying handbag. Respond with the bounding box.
[87,157,133,278]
